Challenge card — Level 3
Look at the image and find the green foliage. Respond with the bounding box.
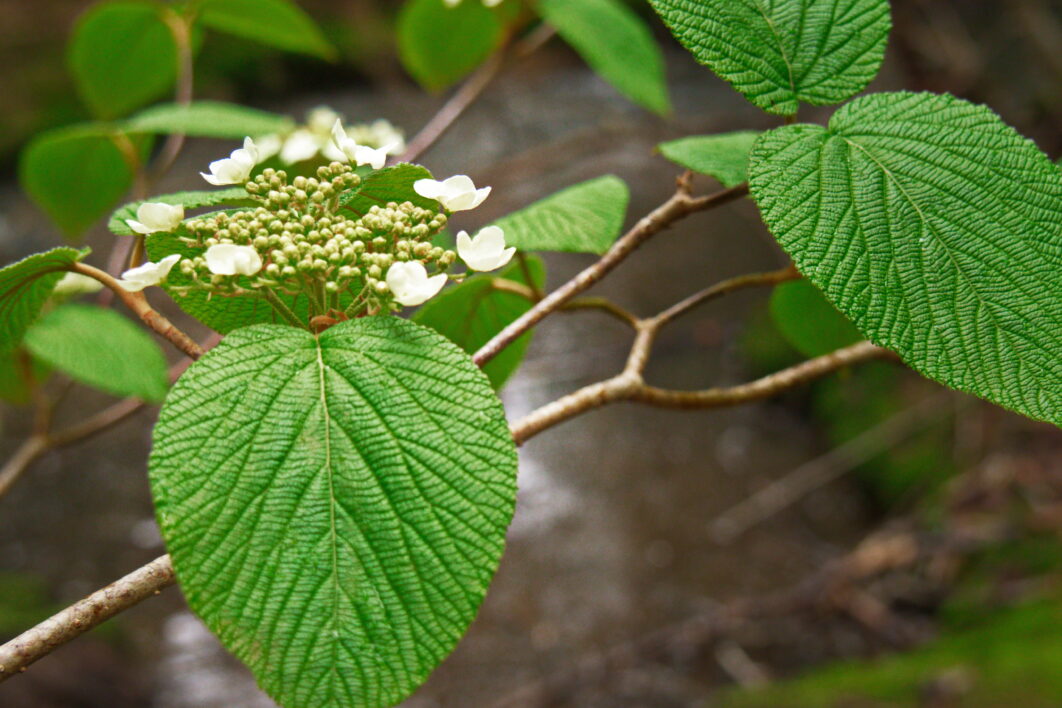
[197,0,335,60]
[538,0,670,114]
[750,92,1062,427]
[109,187,255,236]
[149,317,517,708]
[657,131,760,187]
[20,126,150,239]
[649,0,891,115]
[397,0,504,91]
[24,304,169,402]
[0,248,89,355]
[415,256,546,389]
[493,175,629,254]
[125,101,295,139]
[339,163,439,217]
[718,599,1062,708]
[770,279,862,358]
[69,1,180,119]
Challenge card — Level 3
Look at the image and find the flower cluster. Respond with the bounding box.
[119,128,516,326]
[255,106,405,166]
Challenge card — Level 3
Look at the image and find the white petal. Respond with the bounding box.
[201,171,227,186]
[413,178,445,200]
[136,202,184,232]
[440,175,476,199]
[242,137,259,163]
[353,144,388,170]
[125,219,153,235]
[205,244,261,276]
[254,134,283,161]
[280,130,320,163]
[483,0,503,6]
[156,254,182,278]
[308,106,340,134]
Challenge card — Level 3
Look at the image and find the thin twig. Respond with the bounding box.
[150,9,196,182]
[0,555,176,681]
[0,436,50,499]
[473,182,751,367]
[72,263,204,360]
[511,341,891,445]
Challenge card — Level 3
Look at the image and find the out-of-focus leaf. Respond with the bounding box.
[69,1,179,119]
[0,248,90,355]
[23,304,169,402]
[19,125,149,238]
[539,0,670,114]
[770,279,862,358]
[125,101,294,139]
[493,175,628,254]
[397,0,503,91]
[658,131,760,187]
[197,0,335,59]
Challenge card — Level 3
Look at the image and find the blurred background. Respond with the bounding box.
[1,0,1060,706]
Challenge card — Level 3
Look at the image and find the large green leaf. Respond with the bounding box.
[125,101,294,139]
[197,0,335,59]
[20,125,147,238]
[109,188,256,236]
[539,0,670,114]
[397,0,503,91]
[0,248,89,355]
[770,279,862,358]
[649,0,891,116]
[149,316,517,708]
[492,175,629,254]
[749,92,1062,426]
[338,163,438,217]
[658,131,760,187]
[69,1,179,119]
[415,256,545,389]
[23,304,169,402]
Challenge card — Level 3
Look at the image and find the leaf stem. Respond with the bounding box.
[263,288,305,328]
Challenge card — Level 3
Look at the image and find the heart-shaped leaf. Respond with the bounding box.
[150,317,517,708]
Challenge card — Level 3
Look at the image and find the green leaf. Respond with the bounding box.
[149,317,517,708]
[493,175,629,254]
[23,304,169,402]
[339,163,438,217]
[125,101,295,139]
[749,92,1062,426]
[197,0,335,59]
[658,131,760,187]
[415,256,545,389]
[539,0,670,114]
[0,248,89,355]
[109,188,256,236]
[770,279,862,358]
[649,0,891,116]
[69,1,179,119]
[19,125,147,238]
[397,0,503,91]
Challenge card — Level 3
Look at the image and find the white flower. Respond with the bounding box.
[413,175,491,212]
[279,129,320,164]
[330,120,395,169]
[53,272,103,297]
[117,255,181,292]
[201,137,259,186]
[124,202,184,235]
[253,134,283,161]
[386,261,447,306]
[307,106,341,134]
[457,226,515,271]
[205,244,263,276]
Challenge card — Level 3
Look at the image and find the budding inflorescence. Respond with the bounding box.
[170,161,458,322]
